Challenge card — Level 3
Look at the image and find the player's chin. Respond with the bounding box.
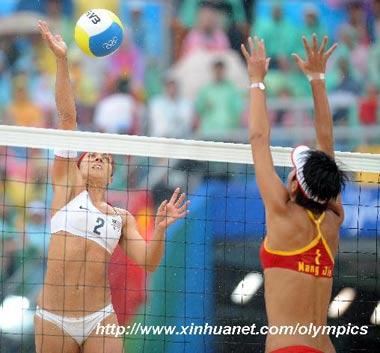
[84,170,110,184]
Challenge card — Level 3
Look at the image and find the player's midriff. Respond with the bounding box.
[36,231,113,317]
[263,268,336,353]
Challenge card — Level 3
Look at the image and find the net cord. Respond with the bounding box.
[0,125,380,172]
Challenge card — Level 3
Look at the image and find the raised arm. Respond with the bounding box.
[119,188,189,272]
[38,21,77,130]
[38,21,82,211]
[292,35,337,157]
[293,35,344,217]
[241,37,288,212]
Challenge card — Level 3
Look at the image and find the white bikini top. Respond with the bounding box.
[51,190,123,254]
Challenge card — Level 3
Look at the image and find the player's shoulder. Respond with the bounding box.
[114,207,135,221]
[325,202,344,226]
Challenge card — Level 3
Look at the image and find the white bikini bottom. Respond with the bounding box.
[35,304,114,345]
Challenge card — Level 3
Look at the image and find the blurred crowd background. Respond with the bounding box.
[0,0,379,144]
[1,0,380,276]
[1,0,380,330]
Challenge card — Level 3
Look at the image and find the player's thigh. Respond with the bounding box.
[82,313,124,353]
[34,315,80,353]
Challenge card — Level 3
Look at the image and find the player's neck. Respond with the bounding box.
[86,184,107,203]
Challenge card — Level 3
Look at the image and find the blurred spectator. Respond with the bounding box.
[106,33,146,94]
[327,25,365,87]
[252,3,296,66]
[148,76,193,138]
[359,84,379,125]
[0,51,12,110]
[273,87,294,126]
[129,2,147,52]
[373,0,380,41]
[368,41,380,89]
[94,78,137,134]
[25,200,50,258]
[335,24,369,80]
[31,71,56,128]
[74,0,118,19]
[181,2,230,58]
[298,4,327,43]
[31,31,58,76]
[213,1,249,54]
[332,57,361,95]
[195,60,243,136]
[345,1,370,45]
[5,74,46,128]
[265,57,309,98]
[46,0,75,46]
[4,149,49,208]
[179,0,247,30]
[330,57,361,124]
[0,35,21,73]
[0,202,22,281]
[17,0,73,17]
[69,51,99,130]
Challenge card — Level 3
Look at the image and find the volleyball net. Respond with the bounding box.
[0,125,379,353]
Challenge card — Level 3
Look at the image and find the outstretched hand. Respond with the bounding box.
[241,36,271,82]
[38,20,67,59]
[155,188,190,229]
[292,34,337,78]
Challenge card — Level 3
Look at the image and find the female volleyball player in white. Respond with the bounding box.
[241,35,347,353]
[34,21,189,353]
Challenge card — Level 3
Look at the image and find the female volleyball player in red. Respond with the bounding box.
[241,35,346,353]
[34,21,189,353]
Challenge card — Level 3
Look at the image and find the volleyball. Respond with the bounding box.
[74,9,124,57]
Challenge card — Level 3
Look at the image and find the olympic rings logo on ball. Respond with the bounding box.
[75,9,124,57]
[103,36,118,50]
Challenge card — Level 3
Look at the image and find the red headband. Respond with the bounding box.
[77,152,115,177]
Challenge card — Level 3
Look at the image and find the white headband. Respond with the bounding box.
[291,145,327,204]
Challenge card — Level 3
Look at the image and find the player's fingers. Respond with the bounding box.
[174,193,186,207]
[38,25,46,40]
[318,35,328,54]
[248,36,255,55]
[324,43,338,60]
[177,200,190,213]
[55,34,63,41]
[262,39,267,58]
[241,43,250,61]
[43,22,54,40]
[169,187,180,204]
[254,36,262,57]
[312,33,318,52]
[40,21,49,34]
[37,20,43,31]
[265,57,271,71]
[37,21,47,37]
[291,53,304,67]
[47,32,56,45]
[302,36,312,57]
[157,200,168,213]
[258,38,266,58]
[179,210,190,218]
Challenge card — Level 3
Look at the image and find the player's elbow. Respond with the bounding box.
[249,131,269,144]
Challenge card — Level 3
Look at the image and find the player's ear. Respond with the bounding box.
[291,177,298,194]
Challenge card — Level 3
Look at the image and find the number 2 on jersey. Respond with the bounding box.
[93,217,105,235]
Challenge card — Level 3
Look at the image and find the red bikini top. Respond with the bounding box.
[260,211,334,278]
